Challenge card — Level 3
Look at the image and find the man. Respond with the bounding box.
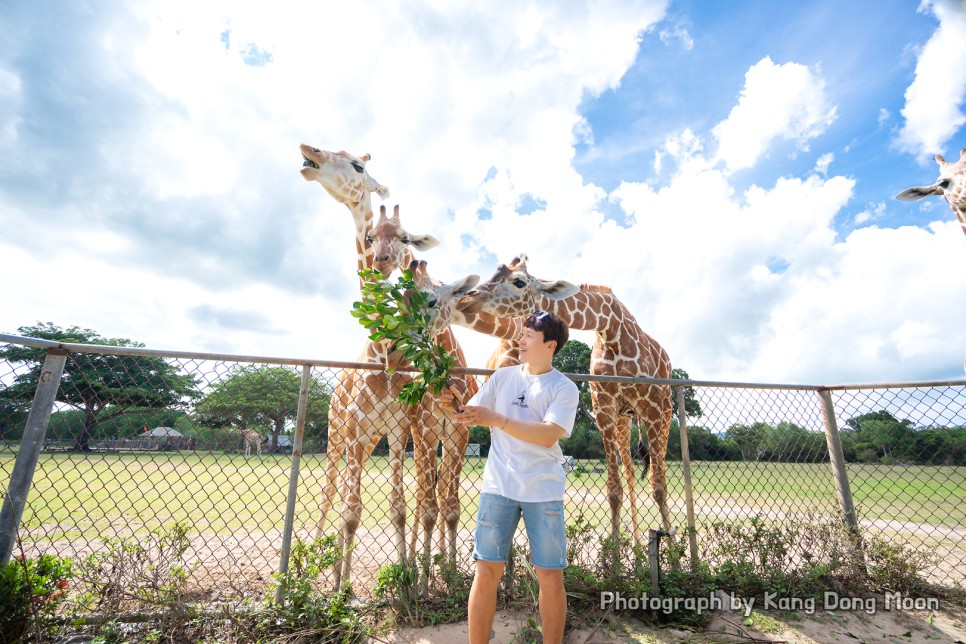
[441,311,579,644]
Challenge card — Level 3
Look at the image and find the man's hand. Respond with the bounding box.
[454,405,502,428]
[437,387,464,418]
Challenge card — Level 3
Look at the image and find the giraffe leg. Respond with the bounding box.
[440,418,468,568]
[336,441,365,590]
[409,411,437,596]
[388,423,409,571]
[644,385,673,532]
[593,397,624,554]
[615,415,643,550]
[315,415,346,539]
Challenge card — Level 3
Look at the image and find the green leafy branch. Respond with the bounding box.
[351,268,460,408]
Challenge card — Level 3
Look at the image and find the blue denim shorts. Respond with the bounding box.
[473,492,567,570]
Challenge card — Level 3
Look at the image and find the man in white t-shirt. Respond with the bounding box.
[441,311,579,644]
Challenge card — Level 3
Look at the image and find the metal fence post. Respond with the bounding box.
[676,386,699,567]
[817,389,863,551]
[275,364,312,604]
[0,348,68,567]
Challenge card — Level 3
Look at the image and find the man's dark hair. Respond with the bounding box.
[524,311,569,356]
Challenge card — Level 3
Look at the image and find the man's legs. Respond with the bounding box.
[468,559,504,644]
[521,499,567,643]
[471,493,522,643]
[535,567,566,644]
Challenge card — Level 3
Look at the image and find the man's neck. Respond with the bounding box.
[523,361,553,376]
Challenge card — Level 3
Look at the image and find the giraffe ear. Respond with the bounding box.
[374,183,390,199]
[407,233,440,252]
[538,279,579,300]
[896,185,943,201]
[449,274,480,298]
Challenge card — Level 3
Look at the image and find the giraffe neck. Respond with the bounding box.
[536,287,635,337]
[949,198,966,238]
[535,287,672,378]
[452,309,521,340]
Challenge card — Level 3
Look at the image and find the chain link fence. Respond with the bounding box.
[1,334,964,610]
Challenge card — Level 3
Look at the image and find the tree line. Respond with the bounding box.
[1,325,964,466]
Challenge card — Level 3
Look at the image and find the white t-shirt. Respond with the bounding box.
[468,365,579,502]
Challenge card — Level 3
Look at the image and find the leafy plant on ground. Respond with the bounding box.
[864,535,938,594]
[260,534,369,642]
[351,268,460,408]
[73,522,195,616]
[0,552,72,644]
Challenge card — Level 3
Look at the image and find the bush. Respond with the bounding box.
[0,554,72,644]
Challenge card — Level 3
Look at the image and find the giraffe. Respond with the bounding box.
[227,428,263,458]
[896,148,966,238]
[300,144,477,589]
[402,259,480,591]
[364,203,486,583]
[300,144,413,585]
[457,255,674,547]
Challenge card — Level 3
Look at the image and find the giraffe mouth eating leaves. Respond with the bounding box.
[302,154,320,170]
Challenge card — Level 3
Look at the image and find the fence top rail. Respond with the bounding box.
[1,333,964,391]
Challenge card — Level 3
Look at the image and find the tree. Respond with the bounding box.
[725,422,772,461]
[195,365,331,453]
[552,340,601,458]
[671,368,703,418]
[0,323,200,451]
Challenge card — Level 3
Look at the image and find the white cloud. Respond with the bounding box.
[659,25,694,51]
[895,0,966,156]
[2,1,965,388]
[853,201,886,226]
[713,57,837,172]
[814,152,834,176]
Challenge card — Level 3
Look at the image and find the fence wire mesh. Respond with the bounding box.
[1,338,964,609]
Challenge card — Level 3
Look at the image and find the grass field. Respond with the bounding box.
[3,451,963,539]
[3,450,964,592]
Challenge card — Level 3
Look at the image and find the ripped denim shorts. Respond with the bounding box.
[473,492,566,569]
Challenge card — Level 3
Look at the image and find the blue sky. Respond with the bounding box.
[1,0,965,385]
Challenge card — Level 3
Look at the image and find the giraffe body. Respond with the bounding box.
[897,147,966,238]
[457,256,674,546]
[227,428,263,458]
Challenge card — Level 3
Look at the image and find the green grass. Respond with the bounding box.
[1,452,963,542]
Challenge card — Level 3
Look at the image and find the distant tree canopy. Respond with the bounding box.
[194,365,331,452]
[0,323,199,450]
[840,410,964,466]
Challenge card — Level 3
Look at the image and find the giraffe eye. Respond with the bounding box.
[938,178,951,189]
[512,279,526,288]
[351,161,364,173]
[401,237,411,245]
[364,235,372,245]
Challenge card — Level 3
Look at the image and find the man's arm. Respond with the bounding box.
[452,405,565,449]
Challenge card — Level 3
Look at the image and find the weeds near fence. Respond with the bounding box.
[73,522,195,615]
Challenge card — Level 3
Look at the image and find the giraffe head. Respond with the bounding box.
[457,254,579,318]
[370,260,477,372]
[407,259,480,337]
[368,205,440,277]
[299,144,390,206]
[897,148,966,236]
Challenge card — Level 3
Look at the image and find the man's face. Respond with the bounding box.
[518,326,555,363]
